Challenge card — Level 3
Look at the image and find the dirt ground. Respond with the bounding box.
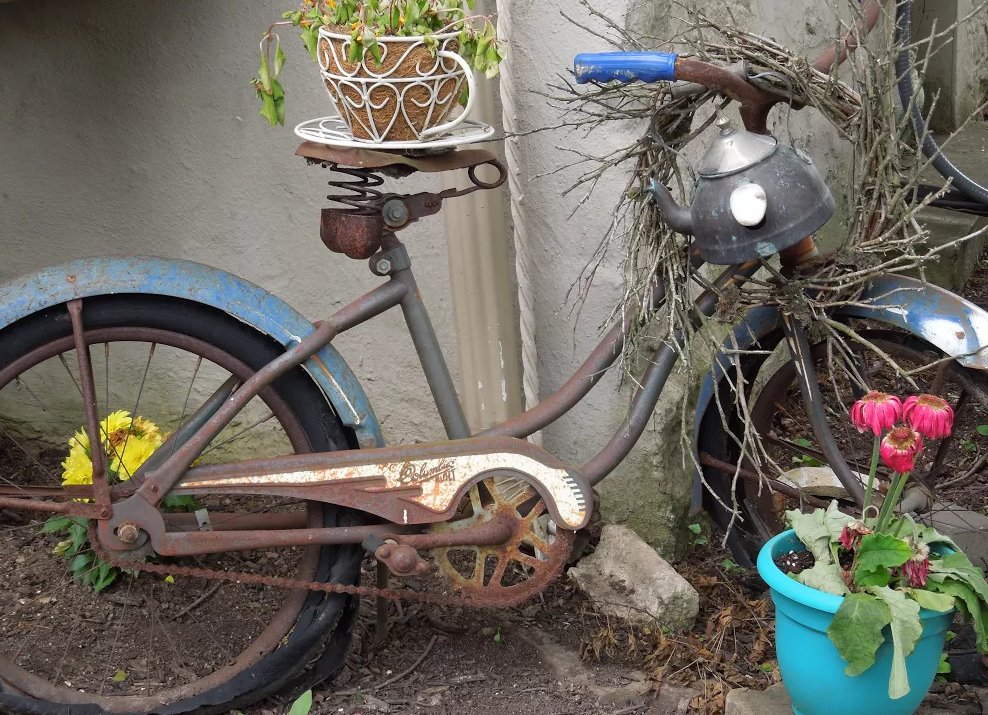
[241,538,984,715]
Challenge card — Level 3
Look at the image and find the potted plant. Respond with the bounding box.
[757,391,988,715]
[253,0,505,142]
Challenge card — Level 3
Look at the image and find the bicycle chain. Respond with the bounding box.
[87,523,565,609]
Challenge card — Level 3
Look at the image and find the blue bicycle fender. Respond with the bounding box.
[0,257,383,449]
[690,273,988,514]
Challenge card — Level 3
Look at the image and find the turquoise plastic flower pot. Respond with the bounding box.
[757,530,954,715]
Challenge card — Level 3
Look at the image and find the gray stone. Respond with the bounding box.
[725,684,792,715]
[568,524,700,629]
[920,503,988,570]
[777,465,872,499]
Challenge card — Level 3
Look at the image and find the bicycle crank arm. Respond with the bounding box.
[172,436,592,531]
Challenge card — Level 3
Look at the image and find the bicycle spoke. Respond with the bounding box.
[198,412,276,458]
[116,343,156,480]
[15,376,51,415]
[99,578,134,695]
[0,428,60,486]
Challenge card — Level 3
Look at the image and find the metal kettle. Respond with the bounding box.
[650,115,835,264]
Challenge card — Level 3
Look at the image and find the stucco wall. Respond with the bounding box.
[505,0,857,558]
[0,0,459,446]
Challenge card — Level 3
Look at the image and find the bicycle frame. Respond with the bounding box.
[0,224,774,557]
[3,0,980,559]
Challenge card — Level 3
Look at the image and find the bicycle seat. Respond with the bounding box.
[297,142,500,177]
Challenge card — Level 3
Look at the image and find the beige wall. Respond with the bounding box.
[0,0,460,446]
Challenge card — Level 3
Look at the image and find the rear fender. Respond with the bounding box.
[0,257,383,449]
[691,273,988,514]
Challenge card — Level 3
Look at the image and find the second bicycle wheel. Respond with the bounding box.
[0,294,362,713]
[700,326,988,562]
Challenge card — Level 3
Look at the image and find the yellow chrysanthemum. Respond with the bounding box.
[61,447,94,486]
[110,436,160,481]
[61,410,162,486]
[131,416,160,440]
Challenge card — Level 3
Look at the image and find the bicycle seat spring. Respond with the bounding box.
[325,166,384,213]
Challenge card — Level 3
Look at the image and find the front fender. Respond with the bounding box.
[691,273,988,514]
[0,257,383,449]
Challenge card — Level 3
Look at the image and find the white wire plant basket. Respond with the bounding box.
[316,27,477,144]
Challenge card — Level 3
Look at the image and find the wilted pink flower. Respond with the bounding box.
[839,520,871,551]
[880,427,923,473]
[850,392,902,436]
[902,557,930,587]
[903,394,954,439]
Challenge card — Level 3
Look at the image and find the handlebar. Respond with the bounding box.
[574,52,678,84]
[572,0,886,136]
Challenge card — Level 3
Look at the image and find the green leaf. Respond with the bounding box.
[869,586,923,699]
[368,39,382,65]
[786,508,833,565]
[827,592,891,677]
[855,565,892,588]
[794,437,813,448]
[301,26,318,62]
[71,553,92,573]
[795,562,850,596]
[111,669,127,682]
[69,522,88,553]
[52,539,73,556]
[287,689,312,715]
[484,44,500,78]
[722,559,745,574]
[929,552,988,603]
[260,93,279,127]
[688,523,701,534]
[927,578,987,650]
[918,526,960,554]
[258,55,271,92]
[348,39,361,64]
[976,425,988,436]
[274,43,287,77]
[824,500,854,542]
[856,533,912,572]
[905,588,955,612]
[42,516,71,533]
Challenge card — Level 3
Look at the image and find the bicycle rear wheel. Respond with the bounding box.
[0,295,362,714]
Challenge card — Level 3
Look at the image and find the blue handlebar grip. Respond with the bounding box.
[573,52,678,84]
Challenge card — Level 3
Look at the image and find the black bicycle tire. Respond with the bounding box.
[0,294,364,715]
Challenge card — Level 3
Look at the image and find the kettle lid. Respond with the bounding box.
[698,115,777,178]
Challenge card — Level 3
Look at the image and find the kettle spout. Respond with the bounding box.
[649,179,694,235]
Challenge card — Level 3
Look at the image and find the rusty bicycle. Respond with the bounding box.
[3,0,988,712]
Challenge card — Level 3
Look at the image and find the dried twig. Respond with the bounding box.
[173,582,222,619]
[339,634,440,695]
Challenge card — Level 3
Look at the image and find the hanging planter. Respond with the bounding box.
[252,0,504,143]
[316,27,475,142]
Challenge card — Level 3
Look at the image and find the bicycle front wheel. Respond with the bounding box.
[0,294,361,714]
[701,327,988,561]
